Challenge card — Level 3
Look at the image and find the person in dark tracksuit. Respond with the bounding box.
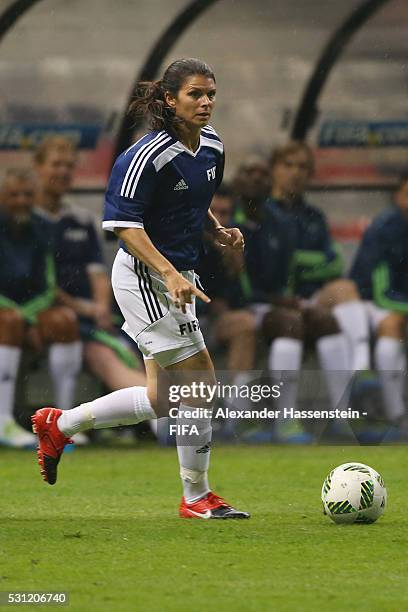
[231,158,316,442]
[260,143,370,440]
[350,175,408,428]
[268,197,342,300]
[198,174,290,427]
[33,136,145,395]
[0,169,80,447]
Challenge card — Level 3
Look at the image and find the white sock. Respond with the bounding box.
[49,341,82,411]
[176,403,212,503]
[0,346,21,431]
[57,386,156,436]
[333,301,370,370]
[268,338,303,413]
[223,371,254,434]
[317,334,353,410]
[374,337,406,422]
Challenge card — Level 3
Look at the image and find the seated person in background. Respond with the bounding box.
[231,156,290,325]
[198,170,292,439]
[350,175,408,431]
[0,169,81,447]
[198,183,257,377]
[232,157,316,442]
[33,137,145,394]
[259,143,370,430]
[265,141,370,373]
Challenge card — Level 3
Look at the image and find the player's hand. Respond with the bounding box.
[212,227,244,252]
[72,299,113,330]
[164,270,210,313]
[93,303,114,331]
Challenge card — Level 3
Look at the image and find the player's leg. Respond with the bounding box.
[109,250,246,514]
[166,347,249,519]
[262,306,306,441]
[38,307,82,411]
[83,341,146,390]
[216,309,257,372]
[215,308,257,435]
[373,310,407,424]
[0,308,32,446]
[304,307,353,412]
[315,279,370,371]
[31,360,158,484]
[32,249,161,483]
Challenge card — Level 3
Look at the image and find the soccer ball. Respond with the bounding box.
[321,462,387,524]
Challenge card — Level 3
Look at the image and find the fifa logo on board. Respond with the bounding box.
[207,166,216,181]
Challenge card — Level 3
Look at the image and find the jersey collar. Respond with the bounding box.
[175,134,203,158]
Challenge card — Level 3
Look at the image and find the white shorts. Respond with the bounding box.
[364,301,391,331]
[111,248,206,368]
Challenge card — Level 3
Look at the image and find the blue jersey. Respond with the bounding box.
[103,126,224,271]
[233,201,293,303]
[35,201,106,299]
[266,197,343,298]
[350,206,408,313]
[0,211,56,323]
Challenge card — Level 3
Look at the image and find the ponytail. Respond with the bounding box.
[128,80,176,131]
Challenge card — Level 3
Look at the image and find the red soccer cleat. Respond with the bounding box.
[31,408,72,485]
[179,491,250,519]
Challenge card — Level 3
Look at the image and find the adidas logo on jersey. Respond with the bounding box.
[174,179,189,191]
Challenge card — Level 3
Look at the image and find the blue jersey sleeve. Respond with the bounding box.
[350,221,384,290]
[102,153,156,232]
[216,151,225,189]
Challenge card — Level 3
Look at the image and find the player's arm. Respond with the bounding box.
[115,227,210,313]
[206,208,244,251]
[291,214,343,283]
[82,218,114,329]
[294,244,343,282]
[207,147,241,251]
[0,254,56,324]
[87,270,113,330]
[19,253,57,324]
[372,261,408,315]
[0,294,20,312]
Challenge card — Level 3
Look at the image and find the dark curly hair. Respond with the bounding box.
[128,58,216,132]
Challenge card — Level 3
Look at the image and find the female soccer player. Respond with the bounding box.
[32,58,249,519]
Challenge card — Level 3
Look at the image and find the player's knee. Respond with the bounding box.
[303,307,339,343]
[262,307,304,342]
[147,388,159,412]
[334,278,360,300]
[217,309,256,340]
[0,308,25,346]
[178,371,217,408]
[318,279,360,307]
[378,313,407,339]
[227,310,256,332]
[84,342,112,373]
[38,306,79,343]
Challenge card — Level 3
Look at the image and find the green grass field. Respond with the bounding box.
[1,444,408,611]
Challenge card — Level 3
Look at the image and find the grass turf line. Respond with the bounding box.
[1,445,407,611]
